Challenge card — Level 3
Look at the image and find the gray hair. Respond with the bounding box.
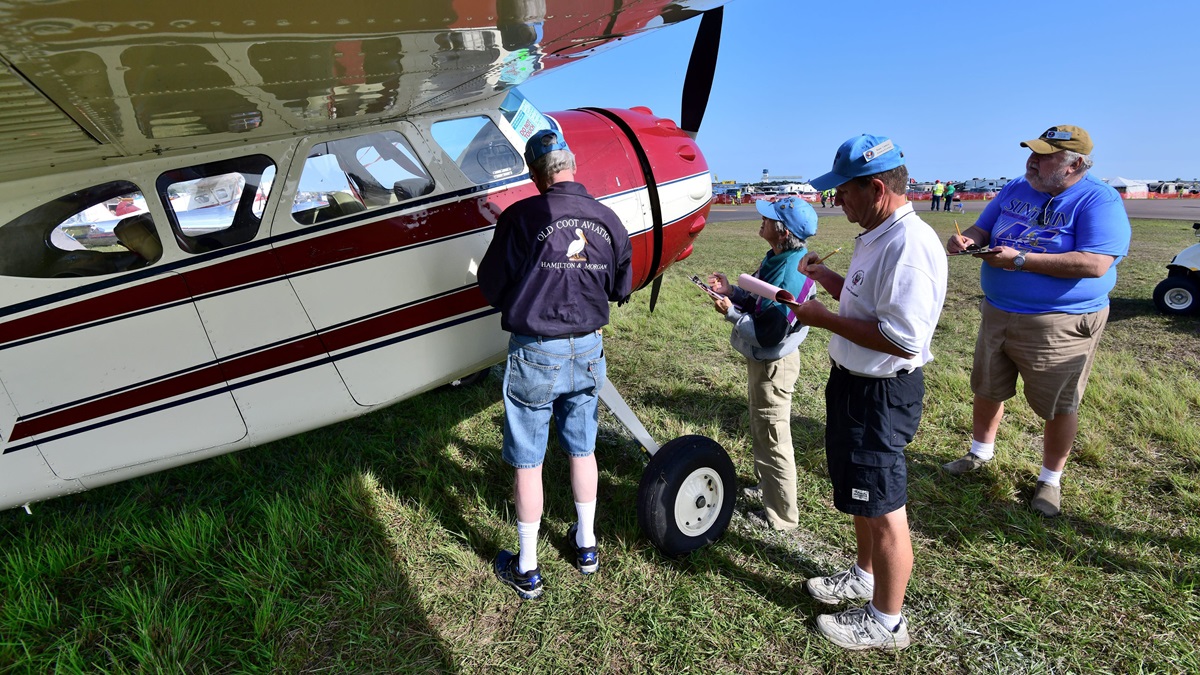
[770,220,805,251]
[530,148,576,178]
[852,164,910,196]
[1062,150,1094,172]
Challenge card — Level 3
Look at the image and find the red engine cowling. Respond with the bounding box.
[551,107,712,292]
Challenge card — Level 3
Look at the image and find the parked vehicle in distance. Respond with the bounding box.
[1153,222,1200,315]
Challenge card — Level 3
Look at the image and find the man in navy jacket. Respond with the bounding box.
[479,129,632,599]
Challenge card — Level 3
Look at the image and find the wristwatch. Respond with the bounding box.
[1013,251,1027,271]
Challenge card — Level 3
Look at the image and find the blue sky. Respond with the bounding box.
[522,0,1200,184]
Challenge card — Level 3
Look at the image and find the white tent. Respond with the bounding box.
[1108,176,1149,198]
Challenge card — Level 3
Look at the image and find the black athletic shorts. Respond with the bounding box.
[825,365,924,517]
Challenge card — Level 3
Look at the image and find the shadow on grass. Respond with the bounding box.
[907,453,1200,589]
[0,375,529,672]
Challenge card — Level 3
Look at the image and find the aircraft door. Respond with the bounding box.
[268,124,512,406]
[0,184,247,480]
[156,156,361,444]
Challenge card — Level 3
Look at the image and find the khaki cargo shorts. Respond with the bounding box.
[970,299,1109,420]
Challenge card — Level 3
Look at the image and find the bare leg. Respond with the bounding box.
[515,466,544,523]
[854,516,874,573]
[1042,413,1078,472]
[858,507,912,616]
[569,454,598,503]
[973,395,1005,443]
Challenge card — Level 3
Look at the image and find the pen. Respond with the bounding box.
[817,247,841,264]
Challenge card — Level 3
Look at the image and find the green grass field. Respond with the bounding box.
[3,210,1199,673]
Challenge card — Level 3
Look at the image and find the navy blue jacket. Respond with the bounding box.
[479,181,633,336]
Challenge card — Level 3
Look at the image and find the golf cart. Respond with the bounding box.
[1153,222,1200,315]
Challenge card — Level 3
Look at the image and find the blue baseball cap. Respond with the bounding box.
[756,196,818,240]
[809,134,905,192]
[524,129,570,164]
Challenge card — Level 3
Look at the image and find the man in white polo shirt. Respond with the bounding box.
[788,134,947,651]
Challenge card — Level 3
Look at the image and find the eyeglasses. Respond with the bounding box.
[1037,196,1055,227]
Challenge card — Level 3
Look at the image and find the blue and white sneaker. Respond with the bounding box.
[566,522,599,574]
[493,550,544,600]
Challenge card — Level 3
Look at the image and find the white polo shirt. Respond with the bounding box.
[829,202,948,377]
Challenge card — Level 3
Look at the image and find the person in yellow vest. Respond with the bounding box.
[931,180,944,211]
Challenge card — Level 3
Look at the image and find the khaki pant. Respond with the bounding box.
[746,350,801,530]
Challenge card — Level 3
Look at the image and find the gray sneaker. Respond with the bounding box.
[1031,481,1061,517]
[805,567,874,605]
[816,605,910,651]
[741,484,763,505]
[942,452,990,476]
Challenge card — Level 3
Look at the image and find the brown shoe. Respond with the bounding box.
[941,452,990,476]
[1030,481,1061,517]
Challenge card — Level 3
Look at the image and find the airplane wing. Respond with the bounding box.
[0,0,730,179]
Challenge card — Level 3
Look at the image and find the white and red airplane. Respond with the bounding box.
[0,0,735,556]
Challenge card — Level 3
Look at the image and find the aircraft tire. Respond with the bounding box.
[637,435,735,557]
[440,367,492,391]
[1153,276,1200,315]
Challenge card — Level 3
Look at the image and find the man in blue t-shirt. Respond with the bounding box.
[944,125,1131,517]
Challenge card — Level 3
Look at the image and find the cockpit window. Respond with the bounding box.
[0,181,163,278]
[292,130,434,226]
[431,116,524,185]
[158,156,275,254]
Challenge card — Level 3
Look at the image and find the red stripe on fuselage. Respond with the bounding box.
[7,288,486,443]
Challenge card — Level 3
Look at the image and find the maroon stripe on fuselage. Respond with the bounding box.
[321,286,486,352]
[10,363,227,441]
[0,274,192,349]
[6,288,485,442]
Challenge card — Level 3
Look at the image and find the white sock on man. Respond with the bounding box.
[1038,467,1063,486]
[517,520,540,573]
[868,602,902,632]
[574,499,597,548]
[852,563,874,583]
[970,439,995,461]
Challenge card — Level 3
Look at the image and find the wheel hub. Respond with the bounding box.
[673,468,725,537]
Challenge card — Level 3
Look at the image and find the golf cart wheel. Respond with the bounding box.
[637,435,735,557]
[1153,277,1200,315]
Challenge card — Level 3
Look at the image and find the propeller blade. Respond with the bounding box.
[680,6,724,137]
[649,274,663,313]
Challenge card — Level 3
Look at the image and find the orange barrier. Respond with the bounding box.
[1125,192,1198,199]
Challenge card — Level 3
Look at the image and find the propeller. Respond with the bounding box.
[648,6,723,313]
[680,6,724,138]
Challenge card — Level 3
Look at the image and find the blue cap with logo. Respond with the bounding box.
[524,129,570,164]
[809,134,905,192]
[756,196,818,240]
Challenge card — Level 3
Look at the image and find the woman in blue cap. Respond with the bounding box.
[707,196,818,530]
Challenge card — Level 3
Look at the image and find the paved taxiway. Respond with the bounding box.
[708,199,1200,223]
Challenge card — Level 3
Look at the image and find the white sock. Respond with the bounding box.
[868,602,903,632]
[574,500,597,548]
[970,439,995,461]
[1038,467,1063,486]
[517,520,540,573]
[852,564,874,583]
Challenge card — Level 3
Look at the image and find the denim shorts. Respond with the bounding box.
[501,331,606,469]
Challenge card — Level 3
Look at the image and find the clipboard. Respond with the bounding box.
[690,275,724,300]
[947,247,999,257]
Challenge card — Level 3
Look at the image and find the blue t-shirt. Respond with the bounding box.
[974,173,1130,314]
